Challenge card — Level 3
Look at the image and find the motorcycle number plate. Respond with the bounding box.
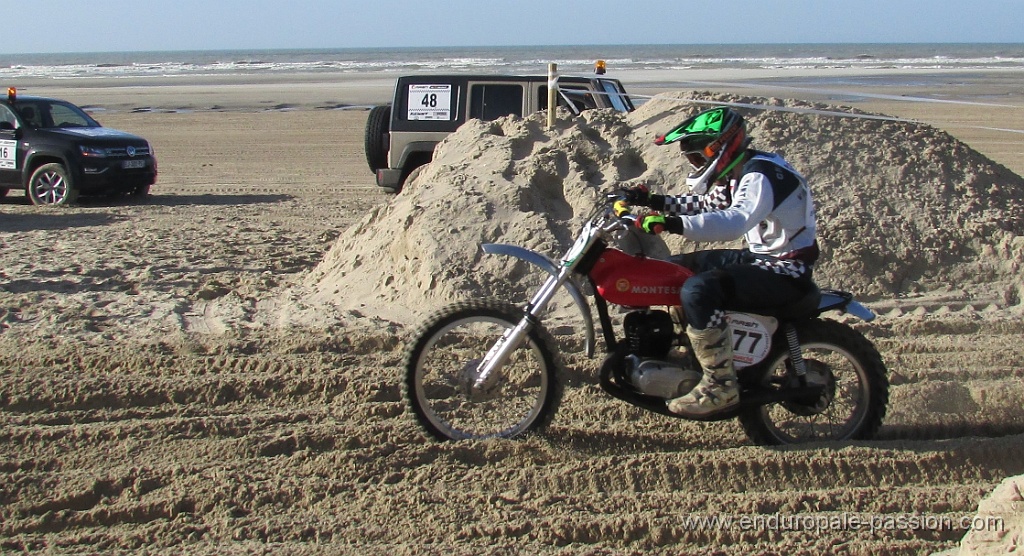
[728,313,776,368]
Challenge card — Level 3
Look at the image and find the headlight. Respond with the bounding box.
[79,145,108,158]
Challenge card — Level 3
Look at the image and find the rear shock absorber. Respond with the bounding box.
[784,323,808,385]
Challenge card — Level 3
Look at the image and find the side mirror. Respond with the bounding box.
[0,121,14,131]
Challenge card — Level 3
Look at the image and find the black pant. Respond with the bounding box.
[669,249,814,330]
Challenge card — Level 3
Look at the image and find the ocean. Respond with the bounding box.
[1,43,1022,81]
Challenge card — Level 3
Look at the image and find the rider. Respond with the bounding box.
[617,106,819,418]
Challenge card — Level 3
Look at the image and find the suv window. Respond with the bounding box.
[469,84,523,121]
[16,103,42,127]
[538,85,598,113]
[601,80,632,112]
[15,100,97,129]
[0,104,16,128]
[48,103,93,128]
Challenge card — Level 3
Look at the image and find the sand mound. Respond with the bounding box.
[946,474,1024,555]
[307,92,1024,324]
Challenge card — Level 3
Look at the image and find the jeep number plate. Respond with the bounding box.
[122,159,146,169]
[407,84,452,121]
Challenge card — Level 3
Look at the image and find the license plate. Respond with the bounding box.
[122,159,146,169]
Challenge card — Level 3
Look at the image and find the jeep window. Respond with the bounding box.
[539,85,597,114]
[469,84,523,121]
[600,80,634,112]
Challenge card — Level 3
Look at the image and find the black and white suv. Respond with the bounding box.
[365,71,635,192]
[0,87,157,206]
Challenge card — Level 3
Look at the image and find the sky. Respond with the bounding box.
[3,0,1022,55]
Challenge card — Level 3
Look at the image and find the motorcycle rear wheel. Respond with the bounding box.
[404,299,563,441]
[738,319,889,445]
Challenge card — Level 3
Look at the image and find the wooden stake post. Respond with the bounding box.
[547,63,557,129]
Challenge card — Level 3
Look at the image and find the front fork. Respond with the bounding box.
[469,267,570,396]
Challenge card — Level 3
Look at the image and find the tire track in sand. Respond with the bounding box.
[2,316,1023,555]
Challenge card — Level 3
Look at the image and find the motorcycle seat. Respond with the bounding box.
[770,285,822,320]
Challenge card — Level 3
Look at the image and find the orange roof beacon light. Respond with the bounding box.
[594,60,607,75]
[7,87,15,101]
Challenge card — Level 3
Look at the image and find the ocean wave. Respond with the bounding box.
[1,45,1021,81]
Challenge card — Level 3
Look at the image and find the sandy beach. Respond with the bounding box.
[2,67,1024,555]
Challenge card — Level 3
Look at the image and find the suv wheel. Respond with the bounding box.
[364,105,391,172]
[28,163,79,206]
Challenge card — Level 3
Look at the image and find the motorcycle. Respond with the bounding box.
[404,193,889,445]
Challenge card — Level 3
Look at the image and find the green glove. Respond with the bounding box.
[636,213,667,234]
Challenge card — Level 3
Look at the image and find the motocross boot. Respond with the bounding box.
[667,323,739,417]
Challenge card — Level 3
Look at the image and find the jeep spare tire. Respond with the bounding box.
[364,105,391,172]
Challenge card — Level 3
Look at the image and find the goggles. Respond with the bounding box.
[685,151,708,169]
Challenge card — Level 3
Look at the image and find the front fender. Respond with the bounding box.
[482,243,597,357]
[22,147,73,185]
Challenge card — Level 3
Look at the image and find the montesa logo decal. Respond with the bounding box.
[615,279,630,292]
[631,285,679,295]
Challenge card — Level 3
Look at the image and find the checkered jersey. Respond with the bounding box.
[661,186,731,217]
[751,257,810,278]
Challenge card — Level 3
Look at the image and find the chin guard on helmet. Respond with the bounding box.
[684,159,721,195]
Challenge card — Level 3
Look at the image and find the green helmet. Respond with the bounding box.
[655,107,749,194]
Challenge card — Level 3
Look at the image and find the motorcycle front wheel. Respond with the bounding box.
[404,299,563,441]
[738,318,889,445]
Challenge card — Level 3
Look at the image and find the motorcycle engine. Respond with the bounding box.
[622,310,701,398]
[627,356,702,399]
[623,310,675,358]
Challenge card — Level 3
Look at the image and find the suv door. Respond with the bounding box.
[0,104,20,188]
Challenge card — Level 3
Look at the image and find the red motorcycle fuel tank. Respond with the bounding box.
[589,248,694,307]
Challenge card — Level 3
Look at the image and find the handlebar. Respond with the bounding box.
[617,212,638,225]
[604,190,638,224]
[603,189,666,235]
